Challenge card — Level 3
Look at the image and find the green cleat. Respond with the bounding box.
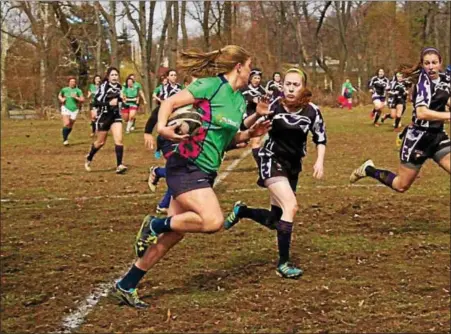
[276,262,303,279]
[134,215,158,258]
[224,201,246,230]
[110,283,148,309]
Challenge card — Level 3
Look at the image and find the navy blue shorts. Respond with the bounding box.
[257,149,300,192]
[166,153,217,198]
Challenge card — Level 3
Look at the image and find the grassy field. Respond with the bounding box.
[1,106,450,333]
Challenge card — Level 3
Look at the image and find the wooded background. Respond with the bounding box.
[1,1,450,116]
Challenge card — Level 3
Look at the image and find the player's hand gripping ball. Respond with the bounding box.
[167,105,203,136]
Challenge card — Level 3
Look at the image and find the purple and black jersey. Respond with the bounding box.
[412,71,450,131]
[389,79,411,106]
[266,80,283,100]
[368,76,390,98]
[241,84,267,118]
[162,83,183,100]
[262,100,327,164]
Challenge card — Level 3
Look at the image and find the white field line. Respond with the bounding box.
[56,149,252,333]
[1,181,387,204]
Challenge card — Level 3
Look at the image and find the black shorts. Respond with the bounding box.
[257,149,301,192]
[400,126,450,170]
[166,153,217,198]
[96,109,122,132]
[388,97,406,110]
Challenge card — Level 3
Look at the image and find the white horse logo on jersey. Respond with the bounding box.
[273,114,311,133]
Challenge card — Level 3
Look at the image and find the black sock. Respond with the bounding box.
[91,121,96,133]
[394,117,401,128]
[115,145,124,166]
[62,127,71,141]
[276,220,293,265]
[118,264,147,291]
[87,144,101,161]
[374,111,381,124]
[365,166,396,188]
[382,113,391,121]
[238,206,274,229]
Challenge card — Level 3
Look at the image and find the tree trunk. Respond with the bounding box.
[146,1,156,86]
[139,2,150,113]
[169,2,179,69]
[181,1,188,48]
[223,1,232,44]
[94,4,103,74]
[202,1,211,51]
[39,2,49,114]
[153,1,172,107]
[1,18,8,118]
[109,1,118,68]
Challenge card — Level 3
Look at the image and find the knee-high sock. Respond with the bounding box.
[276,220,293,265]
[115,145,124,166]
[87,143,101,161]
[365,165,396,189]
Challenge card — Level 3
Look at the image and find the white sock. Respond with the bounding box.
[126,121,133,131]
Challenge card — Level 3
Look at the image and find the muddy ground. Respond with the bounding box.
[1,106,449,333]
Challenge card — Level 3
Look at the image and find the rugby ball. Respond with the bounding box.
[167,105,203,136]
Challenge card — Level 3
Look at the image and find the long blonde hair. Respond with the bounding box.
[177,45,252,78]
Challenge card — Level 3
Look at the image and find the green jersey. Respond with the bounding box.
[153,85,162,96]
[60,87,82,112]
[88,84,98,103]
[123,85,139,106]
[176,76,246,173]
[134,81,143,91]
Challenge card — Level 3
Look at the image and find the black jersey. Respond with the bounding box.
[265,80,283,99]
[412,71,450,131]
[162,83,183,100]
[368,76,390,97]
[389,80,411,104]
[94,81,122,114]
[241,84,267,117]
[262,100,327,165]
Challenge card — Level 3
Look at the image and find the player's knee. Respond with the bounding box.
[289,202,299,216]
[202,214,223,233]
[395,180,411,193]
[395,185,410,193]
[95,140,105,147]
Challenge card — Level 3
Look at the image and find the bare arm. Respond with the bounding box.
[139,89,147,104]
[416,106,451,122]
[157,89,196,141]
[312,144,326,180]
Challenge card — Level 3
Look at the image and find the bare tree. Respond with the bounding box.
[168,2,179,68]
[181,1,188,48]
[94,4,103,74]
[95,1,118,68]
[152,1,172,107]
[1,6,8,117]
[223,1,232,44]
[52,2,89,88]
